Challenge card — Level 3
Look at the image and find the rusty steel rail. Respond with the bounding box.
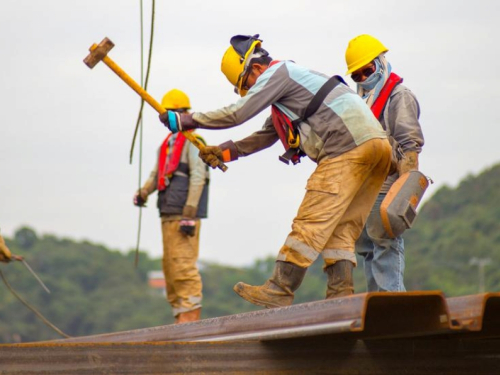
[2,337,500,374]
[447,292,500,336]
[45,291,456,344]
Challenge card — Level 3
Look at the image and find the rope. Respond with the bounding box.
[129,0,156,164]
[0,268,71,339]
[131,0,156,267]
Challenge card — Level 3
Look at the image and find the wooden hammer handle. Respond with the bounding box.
[93,46,228,172]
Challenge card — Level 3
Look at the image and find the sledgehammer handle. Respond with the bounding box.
[87,43,228,172]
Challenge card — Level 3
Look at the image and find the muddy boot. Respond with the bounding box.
[325,260,354,299]
[233,261,307,308]
[175,308,201,324]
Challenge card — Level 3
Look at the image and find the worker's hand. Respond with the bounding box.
[199,146,223,169]
[0,235,12,263]
[398,151,419,175]
[179,219,196,237]
[179,206,197,237]
[133,188,149,207]
[159,111,198,134]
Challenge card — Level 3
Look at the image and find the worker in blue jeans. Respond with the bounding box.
[346,35,424,292]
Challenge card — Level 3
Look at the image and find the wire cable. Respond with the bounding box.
[130,0,156,267]
[0,268,71,339]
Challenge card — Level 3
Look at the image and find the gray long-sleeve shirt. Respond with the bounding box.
[192,61,387,163]
[379,83,424,192]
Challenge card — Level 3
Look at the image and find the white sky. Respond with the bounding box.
[1,0,499,266]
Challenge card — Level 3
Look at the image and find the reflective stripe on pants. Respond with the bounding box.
[278,138,392,268]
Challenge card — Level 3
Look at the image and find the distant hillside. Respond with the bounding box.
[404,163,500,295]
[1,164,500,343]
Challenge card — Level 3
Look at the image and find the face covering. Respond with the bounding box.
[357,55,392,106]
[359,59,383,91]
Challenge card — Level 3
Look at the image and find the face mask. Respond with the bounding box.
[358,59,383,91]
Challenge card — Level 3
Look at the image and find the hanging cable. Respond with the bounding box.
[130,0,156,267]
[0,269,71,339]
[130,0,156,165]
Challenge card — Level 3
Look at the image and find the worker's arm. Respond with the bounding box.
[0,234,12,263]
[160,62,291,134]
[387,88,424,175]
[199,116,279,168]
[134,149,159,206]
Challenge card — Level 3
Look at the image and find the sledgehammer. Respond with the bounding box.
[83,37,228,172]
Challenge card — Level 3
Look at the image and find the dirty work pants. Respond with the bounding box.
[161,217,202,317]
[277,138,392,269]
[356,192,406,291]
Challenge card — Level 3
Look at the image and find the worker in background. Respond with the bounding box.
[159,34,392,308]
[346,35,424,292]
[0,231,12,263]
[134,89,210,323]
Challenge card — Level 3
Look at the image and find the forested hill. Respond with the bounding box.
[1,164,500,343]
[404,163,500,294]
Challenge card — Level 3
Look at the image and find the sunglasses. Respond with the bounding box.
[351,64,376,83]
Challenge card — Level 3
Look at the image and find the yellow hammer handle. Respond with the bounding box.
[93,46,228,172]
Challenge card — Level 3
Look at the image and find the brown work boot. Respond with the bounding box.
[325,260,354,299]
[233,261,307,308]
[175,308,201,324]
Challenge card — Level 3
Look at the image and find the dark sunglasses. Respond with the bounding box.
[351,64,376,83]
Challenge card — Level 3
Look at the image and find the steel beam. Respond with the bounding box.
[46,291,454,344]
[2,337,500,374]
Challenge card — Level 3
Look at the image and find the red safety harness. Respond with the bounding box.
[157,133,187,191]
[269,60,344,164]
[370,72,403,119]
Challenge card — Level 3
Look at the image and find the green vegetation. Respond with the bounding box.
[1,164,500,343]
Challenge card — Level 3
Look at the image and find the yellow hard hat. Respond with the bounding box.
[345,34,388,75]
[221,34,263,97]
[161,89,191,110]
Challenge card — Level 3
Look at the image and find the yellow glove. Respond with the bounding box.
[0,234,12,263]
[199,146,223,169]
[398,151,419,175]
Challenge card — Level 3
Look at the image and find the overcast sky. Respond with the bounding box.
[1,0,498,267]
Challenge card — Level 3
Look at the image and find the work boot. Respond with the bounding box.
[233,261,307,308]
[325,260,354,299]
[175,308,201,324]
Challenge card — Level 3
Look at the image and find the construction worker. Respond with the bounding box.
[346,35,424,292]
[134,89,210,323]
[0,232,12,263]
[159,34,393,308]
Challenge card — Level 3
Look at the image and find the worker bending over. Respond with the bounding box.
[159,35,392,308]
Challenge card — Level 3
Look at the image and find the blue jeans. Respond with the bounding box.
[355,193,406,292]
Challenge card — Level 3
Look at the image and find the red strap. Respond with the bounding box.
[371,72,403,119]
[157,133,188,191]
[271,105,292,150]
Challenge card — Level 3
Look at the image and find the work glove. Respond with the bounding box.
[199,146,224,169]
[0,235,12,263]
[133,188,149,207]
[398,151,419,175]
[159,111,198,134]
[179,205,197,237]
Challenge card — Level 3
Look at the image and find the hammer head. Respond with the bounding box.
[83,37,115,69]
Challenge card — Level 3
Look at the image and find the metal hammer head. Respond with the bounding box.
[83,37,115,69]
